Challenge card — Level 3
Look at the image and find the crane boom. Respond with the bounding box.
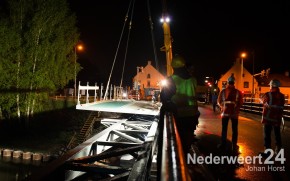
[161,0,173,76]
[163,20,173,76]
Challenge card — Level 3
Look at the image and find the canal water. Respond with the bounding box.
[0,113,156,181]
[0,157,46,181]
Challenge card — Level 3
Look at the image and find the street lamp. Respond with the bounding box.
[205,76,214,104]
[205,76,214,86]
[240,52,247,90]
[252,51,255,99]
[74,44,83,99]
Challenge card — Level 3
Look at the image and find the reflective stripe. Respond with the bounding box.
[221,88,240,118]
[263,92,284,123]
[222,90,238,106]
[224,101,236,104]
[222,113,230,116]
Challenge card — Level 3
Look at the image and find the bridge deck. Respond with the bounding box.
[76,100,161,116]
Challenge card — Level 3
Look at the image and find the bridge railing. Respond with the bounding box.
[241,98,290,120]
[157,112,192,181]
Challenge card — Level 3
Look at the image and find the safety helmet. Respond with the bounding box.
[227,76,235,83]
[269,79,281,87]
[171,55,185,68]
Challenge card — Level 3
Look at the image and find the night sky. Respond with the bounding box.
[70,0,290,86]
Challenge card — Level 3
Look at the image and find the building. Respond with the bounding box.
[256,72,290,103]
[217,58,258,98]
[133,61,165,100]
[217,58,290,103]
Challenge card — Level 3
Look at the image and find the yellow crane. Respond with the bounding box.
[160,0,173,76]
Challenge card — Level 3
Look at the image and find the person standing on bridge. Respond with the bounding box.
[260,79,285,157]
[217,75,243,154]
[160,55,200,153]
[212,91,219,112]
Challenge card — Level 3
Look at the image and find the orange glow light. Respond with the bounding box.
[241,52,246,58]
[77,45,83,51]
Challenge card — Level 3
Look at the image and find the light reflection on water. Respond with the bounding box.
[0,157,45,181]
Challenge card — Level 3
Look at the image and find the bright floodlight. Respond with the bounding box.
[161,79,167,86]
[165,17,170,23]
[160,16,170,23]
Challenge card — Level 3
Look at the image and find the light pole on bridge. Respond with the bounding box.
[74,44,83,100]
[240,52,247,91]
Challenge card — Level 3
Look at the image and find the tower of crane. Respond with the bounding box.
[161,0,173,76]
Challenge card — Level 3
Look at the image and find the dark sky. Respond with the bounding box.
[69,0,290,86]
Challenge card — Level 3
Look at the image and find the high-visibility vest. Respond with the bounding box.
[171,75,199,117]
[261,91,285,126]
[220,87,242,119]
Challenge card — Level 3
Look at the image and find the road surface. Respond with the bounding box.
[190,103,290,181]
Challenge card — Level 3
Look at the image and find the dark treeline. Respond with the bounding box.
[0,0,80,122]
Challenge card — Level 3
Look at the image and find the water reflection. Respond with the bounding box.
[0,157,44,181]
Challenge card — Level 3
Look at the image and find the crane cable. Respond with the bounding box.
[104,0,158,99]
[104,0,134,100]
[119,0,136,88]
[147,0,159,71]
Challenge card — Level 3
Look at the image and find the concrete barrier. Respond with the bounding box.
[32,153,43,161]
[3,149,13,157]
[23,152,32,160]
[13,150,23,158]
[0,148,53,165]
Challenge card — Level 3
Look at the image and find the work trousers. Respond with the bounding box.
[175,116,199,154]
[221,117,238,147]
[263,124,282,149]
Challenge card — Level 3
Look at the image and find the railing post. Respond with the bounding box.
[77,81,81,105]
[94,82,97,102]
[86,82,89,103]
[157,112,191,181]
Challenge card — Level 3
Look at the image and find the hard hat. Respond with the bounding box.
[227,76,235,83]
[269,79,281,87]
[171,55,185,68]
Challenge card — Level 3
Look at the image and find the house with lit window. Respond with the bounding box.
[133,61,165,100]
[217,58,258,98]
[217,58,290,103]
[255,73,290,103]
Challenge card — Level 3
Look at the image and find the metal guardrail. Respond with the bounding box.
[241,98,290,120]
[26,117,156,181]
[26,109,195,181]
[157,112,192,181]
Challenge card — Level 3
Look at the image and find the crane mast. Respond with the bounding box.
[161,0,173,76]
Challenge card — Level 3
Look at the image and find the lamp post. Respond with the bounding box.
[74,45,83,99]
[252,51,255,99]
[240,52,246,90]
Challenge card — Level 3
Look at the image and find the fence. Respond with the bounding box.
[241,98,290,120]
